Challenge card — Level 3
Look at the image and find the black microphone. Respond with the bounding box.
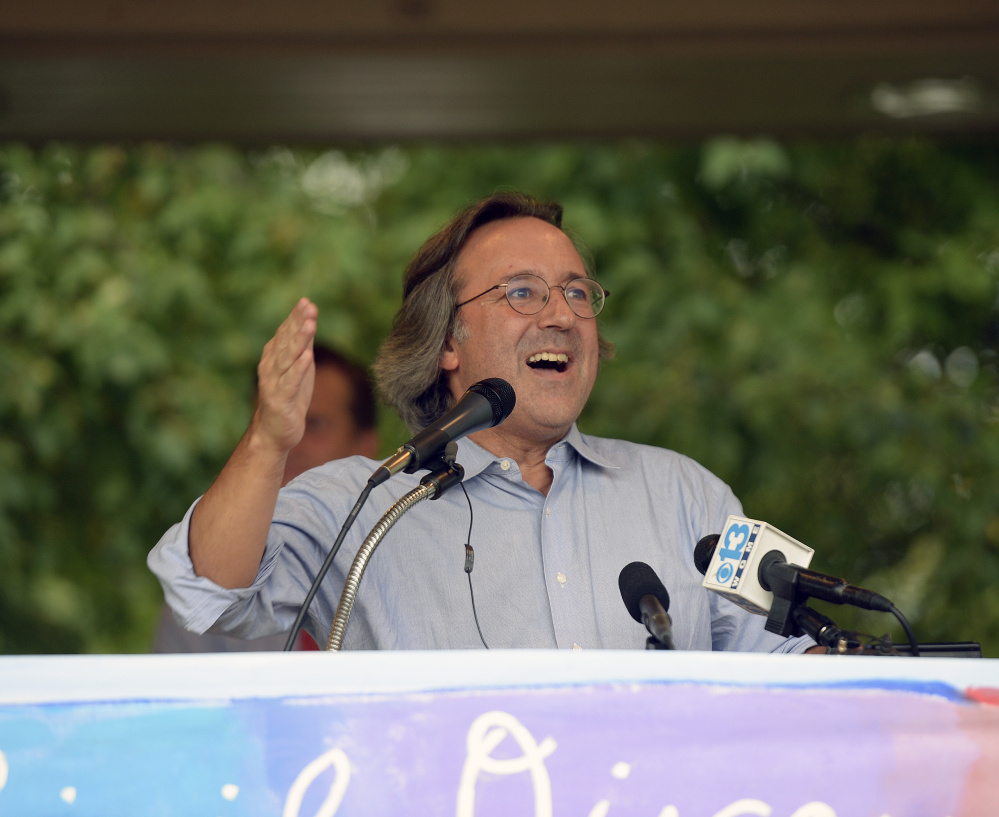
[693,534,719,577]
[618,561,676,650]
[695,528,894,614]
[368,378,516,487]
[757,550,894,612]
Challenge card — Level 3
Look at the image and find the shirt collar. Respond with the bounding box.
[452,423,622,480]
[560,424,622,469]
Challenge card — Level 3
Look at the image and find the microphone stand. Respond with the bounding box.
[325,449,465,651]
[791,605,862,654]
[764,564,860,652]
[763,559,919,655]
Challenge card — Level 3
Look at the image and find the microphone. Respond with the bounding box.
[694,516,895,637]
[368,378,516,487]
[618,561,676,650]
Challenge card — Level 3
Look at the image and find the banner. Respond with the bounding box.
[1,650,997,816]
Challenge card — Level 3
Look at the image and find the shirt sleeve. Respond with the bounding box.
[146,497,297,640]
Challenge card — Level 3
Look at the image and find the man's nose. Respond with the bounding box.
[537,286,577,328]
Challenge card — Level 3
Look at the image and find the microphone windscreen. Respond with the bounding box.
[618,561,670,623]
[467,378,516,426]
[694,535,719,576]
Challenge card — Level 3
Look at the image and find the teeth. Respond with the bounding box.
[528,352,569,364]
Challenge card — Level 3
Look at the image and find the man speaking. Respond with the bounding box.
[149,192,813,654]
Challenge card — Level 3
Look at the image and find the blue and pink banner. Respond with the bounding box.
[1,650,998,816]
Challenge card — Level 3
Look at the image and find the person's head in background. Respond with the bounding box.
[281,343,379,485]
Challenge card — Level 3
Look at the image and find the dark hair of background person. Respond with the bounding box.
[313,343,377,432]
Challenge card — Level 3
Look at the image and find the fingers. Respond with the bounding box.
[261,298,317,379]
[254,298,319,452]
[272,297,318,372]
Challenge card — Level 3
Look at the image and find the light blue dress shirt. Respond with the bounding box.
[148,425,812,654]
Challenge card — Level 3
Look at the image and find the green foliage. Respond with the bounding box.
[1,139,997,655]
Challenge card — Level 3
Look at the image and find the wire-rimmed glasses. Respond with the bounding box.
[456,273,609,319]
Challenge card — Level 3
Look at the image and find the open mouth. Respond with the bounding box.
[527,352,569,373]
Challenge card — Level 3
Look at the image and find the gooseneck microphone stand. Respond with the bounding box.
[325,447,464,651]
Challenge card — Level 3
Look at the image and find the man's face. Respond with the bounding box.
[283,365,377,485]
[441,216,600,447]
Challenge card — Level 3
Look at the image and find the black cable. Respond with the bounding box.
[891,604,919,657]
[460,482,489,649]
[283,480,374,651]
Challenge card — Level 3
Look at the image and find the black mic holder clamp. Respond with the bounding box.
[761,558,802,638]
[760,552,831,640]
[419,442,465,500]
[645,635,673,651]
[401,429,452,474]
[791,605,863,654]
[765,572,864,654]
[762,569,860,654]
[762,561,865,652]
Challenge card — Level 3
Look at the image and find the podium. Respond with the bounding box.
[1,649,998,816]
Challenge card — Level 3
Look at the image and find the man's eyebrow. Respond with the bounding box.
[483,271,529,287]
[502,268,588,282]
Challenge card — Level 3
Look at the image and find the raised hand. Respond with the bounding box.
[251,297,319,454]
[190,297,319,587]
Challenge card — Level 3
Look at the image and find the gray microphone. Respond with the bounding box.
[619,561,676,650]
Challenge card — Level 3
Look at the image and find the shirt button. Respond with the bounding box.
[557,572,567,585]
[573,643,582,651]
[545,507,551,517]
[500,459,511,471]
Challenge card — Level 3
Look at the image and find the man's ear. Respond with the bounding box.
[440,334,459,373]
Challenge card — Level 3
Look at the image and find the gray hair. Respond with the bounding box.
[373,191,613,432]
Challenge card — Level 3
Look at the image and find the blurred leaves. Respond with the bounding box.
[1,139,997,655]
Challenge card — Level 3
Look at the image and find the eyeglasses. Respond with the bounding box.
[455,273,609,319]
